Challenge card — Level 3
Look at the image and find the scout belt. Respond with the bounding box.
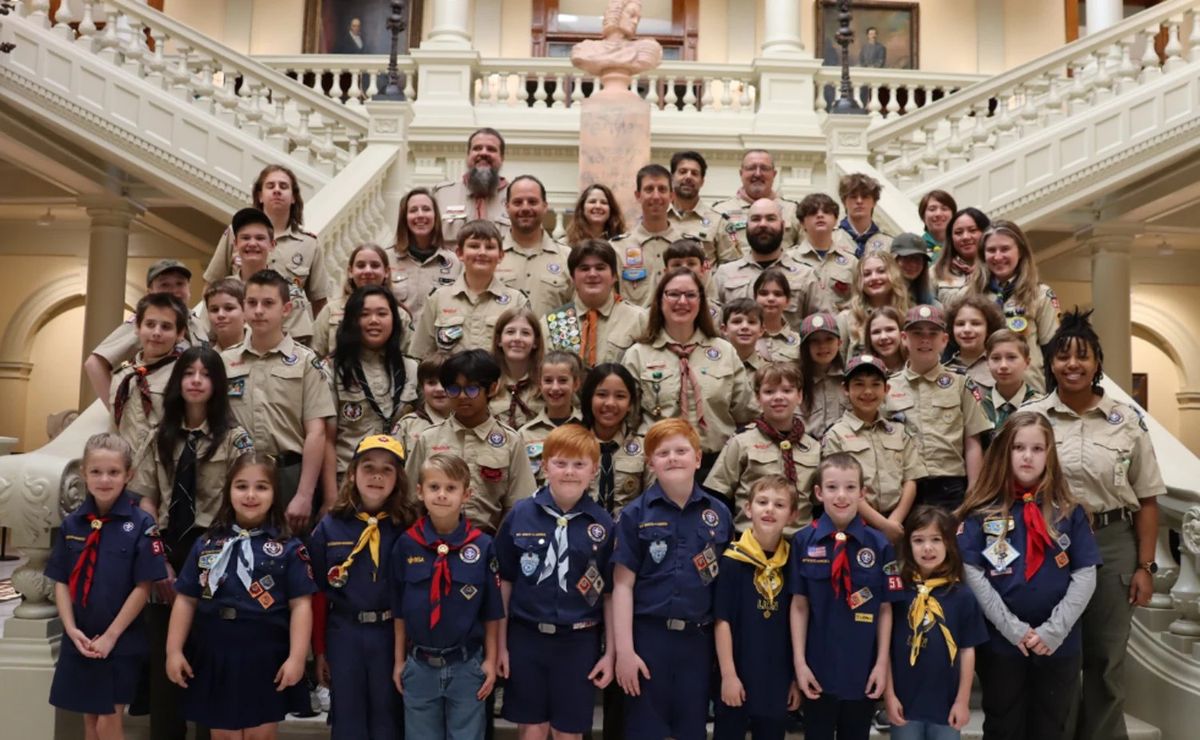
[334,607,392,624]
[636,615,713,632]
[410,643,471,667]
[1094,507,1132,529]
[515,617,599,635]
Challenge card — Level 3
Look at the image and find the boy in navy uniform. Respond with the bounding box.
[789,453,903,740]
[495,424,616,737]
[613,418,732,740]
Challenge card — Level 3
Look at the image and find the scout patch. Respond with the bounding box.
[199,552,220,569]
[481,466,503,482]
[649,539,668,564]
[1058,533,1071,550]
[807,545,827,558]
[1007,316,1028,332]
[882,560,899,576]
[701,509,720,528]
[983,518,1014,536]
[145,524,162,537]
[855,612,874,623]
[262,540,284,557]
[228,377,246,397]
[983,538,1019,571]
[151,539,165,556]
[437,325,464,345]
[460,584,478,600]
[260,575,275,590]
[520,551,540,577]
[937,374,953,388]
[526,442,543,460]
[257,592,275,609]
[856,548,876,568]
[123,521,136,532]
[1107,410,1123,425]
[342,402,363,421]
[487,431,506,447]
[847,586,873,609]
[694,545,719,584]
[460,543,481,564]
[249,580,265,598]
[625,439,641,455]
[327,565,348,588]
[835,253,849,265]
[1055,551,1070,568]
[233,433,253,451]
[587,523,607,543]
[705,347,721,360]
[887,575,904,591]
[496,294,511,305]
[547,263,562,274]
[966,378,983,402]
[291,253,304,266]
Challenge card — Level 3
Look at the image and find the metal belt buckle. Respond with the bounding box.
[665,618,687,631]
[218,607,237,621]
[358,611,377,624]
[424,654,446,668]
[572,621,597,631]
[537,622,558,635]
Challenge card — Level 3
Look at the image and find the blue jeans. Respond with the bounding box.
[401,649,487,740]
[891,720,961,740]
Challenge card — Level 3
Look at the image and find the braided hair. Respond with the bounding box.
[1043,307,1104,393]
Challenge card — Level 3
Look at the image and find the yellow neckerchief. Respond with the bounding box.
[908,575,958,666]
[336,512,389,578]
[723,529,790,604]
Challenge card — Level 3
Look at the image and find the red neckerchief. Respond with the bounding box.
[830,530,854,606]
[68,514,111,606]
[1016,483,1054,580]
[405,517,483,628]
[112,351,179,425]
[754,417,807,484]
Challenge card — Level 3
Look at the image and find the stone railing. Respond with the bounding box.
[814,66,985,123]
[257,53,417,107]
[866,0,1200,190]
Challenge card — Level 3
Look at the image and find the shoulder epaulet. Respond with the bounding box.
[610,232,629,241]
[302,230,318,240]
[949,365,967,375]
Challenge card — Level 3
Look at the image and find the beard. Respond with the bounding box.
[466,165,500,198]
[747,227,784,255]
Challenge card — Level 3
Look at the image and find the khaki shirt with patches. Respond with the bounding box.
[804,368,851,439]
[489,374,544,431]
[389,407,449,462]
[833,225,893,256]
[935,271,969,305]
[983,383,1040,430]
[979,283,1060,394]
[409,275,528,358]
[407,415,536,534]
[788,241,859,314]
[1023,391,1165,513]
[432,178,511,244]
[92,312,208,368]
[221,335,336,456]
[195,272,314,344]
[622,330,755,454]
[714,254,816,333]
[109,353,178,468]
[821,410,927,515]
[586,430,649,514]
[886,364,993,477]
[711,195,801,259]
[540,294,648,367]
[496,232,574,318]
[205,225,331,304]
[386,246,462,321]
[518,408,583,486]
[610,221,685,308]
[756,326,803,363]
[129,422,254,531]
[835,309,866,361]
[947,352,994,392]
[668,202,734,265]
[704,425,821,533]
[331,350,419,477]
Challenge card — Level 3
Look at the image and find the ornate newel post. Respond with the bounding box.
[1167,507,1200,643]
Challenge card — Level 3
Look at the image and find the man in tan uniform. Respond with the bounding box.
[714,198,816,333]
[711,149,801,258]
[540,240,647,367]
[834,172,894,257]
[668,150,733,266]
[432,127,511,243]
[496,175,573,317]
[790,192,859,313]
[612,163,684,308]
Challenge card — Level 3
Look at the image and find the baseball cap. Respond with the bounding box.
[146,259,192,285]
[845,353,889,380]
[904,304,946,330]
[354,434,406,462]
[231,207,274,236]
[800,312,840,341]
[890,233,927,258]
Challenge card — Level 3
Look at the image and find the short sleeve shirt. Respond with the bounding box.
[821,410,927,514]
[886,364,993,477]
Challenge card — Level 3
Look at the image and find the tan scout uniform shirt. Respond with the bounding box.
[129,422,254,531]
[714,255,816,334]
[195,272,313,344]
[586,430,649,514]
[668,202,733,266]
[205,225,331,304]
[711,195,801,259]
[496,232,574,318]
[409,276,528,358]
[835,309,866,361]
[947,352,994,392]
[979,283,1060,394]
[518,408,583,485]
[331,350,419,476]
[622,330,755,454]
[821,410,927,515]
[221,335,336,456]
[804,367,851,439]
[407,415,537,534]
[541,294,648,367]
[756,326,803,364]
[704,425,821,533]
[611,221,685,308]
[109,353,178,468]
[432,178,511,244]
[833,225,893,256]
[386,246,462,321]
[935,270,970,306]
[886,364,993,477]
[311,296,415,359]
[390,407,449,461]
[788,241,859,314]
[93,312,208,369]
[489,374,544,431]
[1023,391,1165,513]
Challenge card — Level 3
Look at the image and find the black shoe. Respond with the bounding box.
[873,708,891,732]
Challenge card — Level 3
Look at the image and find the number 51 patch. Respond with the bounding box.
[887,575,903,591]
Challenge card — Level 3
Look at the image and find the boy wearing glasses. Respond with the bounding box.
[406,349,537,534]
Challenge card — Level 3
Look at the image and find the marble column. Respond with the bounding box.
[78,197,139,408]
[761,0,805,57]
[1086,0,1124,35]
[424,0,472,49]
[1086,226,1136,391]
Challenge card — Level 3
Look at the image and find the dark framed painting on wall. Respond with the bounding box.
[815,1,919,69]
[303,0,424,54]
[1132,372,1149,411]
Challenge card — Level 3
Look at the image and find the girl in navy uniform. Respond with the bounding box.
[955,412,1100,740]
[310,435,416,739]
[166,452,317,737]
[496,424,616,737]
[391,453,503,739]
[884,506,988,739]
[714,474,802,740]
[46,433,167,739]
[612,418,732,740]
[788,453,903,740]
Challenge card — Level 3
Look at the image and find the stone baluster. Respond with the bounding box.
[496,73,512,106]
[814,83,828,118]
[720,79,734,113]
[1067,60,1092,115]
[516,72,530,107]
[670,78,686,111]
[885,88,901,118]
[347,132,362,158]
[570,76,586,108]
[944,112,967,170]
[993,95,1018,147]
[214,65,240,124]
[533,73,548,108]
[642,75,657,107]
[26,0,50,28]
[76,1,98,49]
[1149,525,1181,610]
[293,109,314,163]
[347,68,364,106]
[1094,42,1121,103]
[365,72,380,102]
[314,125,337,176]
[552,210,566,241]
[193,60,216,114]
[739,81,752,111]
[969,101,993,157]
[1163,16,1184,73]
[551,74,567,109]
[265,93,290,152]
[1141,24,1164,81]
[700,77,714,112]
[403,71,416,102]
[1117,38,1141,93]
[476,73,492,106]
[97,4,121,64]
[50,0,75,41]
[1167,508,1200,642]
[122,17,147,76]
[168,44,192,101]
[1042,71,1067,124]
[1017,84,1040,134]
[866,84,882,121]
[1190,9,1200,63]
[919,123,941,178]
[144,29,167,88]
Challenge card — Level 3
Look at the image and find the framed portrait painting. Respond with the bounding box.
[815,1,919,70]
[303,0,424,54]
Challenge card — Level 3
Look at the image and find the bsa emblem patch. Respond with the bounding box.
[291,253,304,266]
[487,431,506,447]
[649,539,668,564]
[1107,410,1124,425]
[587,523,607,543]
[547,263,562,274]
[496,294,511,305]
[701,509,720,527]
[460,584,478,600]
[856,548,876,568]
[705,347,721,360]
[625,439,641,455]
[199,553,219,569]
[282,353,299,366]
[342,402,363,421]
[460,543,481,564]
[520,551,540,577]
[262,540,284,557]
[835,253,848,265]
[123,521,135,533]
[327,565,348,588]
[937,374,953,388]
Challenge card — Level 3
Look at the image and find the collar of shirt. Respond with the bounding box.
[902,362,947,383]
[839,218,880,241]
[734,188,780,205]
[950,352,985,370]
[1044,389,1114,419]
[503,230,559,257]
[840,409,888,433]
[642,481,708,511]
[526,407,582,430]
[572,291,618,318]
[793,239,848,261]
[449,413,506,444]
[668,202,699,221]
[449,274,507,300]
[80,491,136,520]
[811,513,869,543]
[650,327,709,349]
[632,220,679,243]
[240,333,297,360]
[416,516,471,547]
[531,486,605,522]
[991,383,1029,410]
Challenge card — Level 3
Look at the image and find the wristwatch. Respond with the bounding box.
[1139,561,1158,574]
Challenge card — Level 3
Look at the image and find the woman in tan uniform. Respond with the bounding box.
[1024,310,1165,740]
[389,187,462,320]
[622,266,755,481]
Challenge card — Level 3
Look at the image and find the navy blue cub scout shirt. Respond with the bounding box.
[787,515,903,701]
[309,512,402,614]
[175,527,318,628]
[611,482,732,623]
[495,487,615,626]
[391,517,504,649]
[45,493,168,657]
[958,503,1101,656]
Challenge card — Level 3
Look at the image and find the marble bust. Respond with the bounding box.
[570,0,663,90]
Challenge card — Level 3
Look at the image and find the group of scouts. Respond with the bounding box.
[46,128,1163,740]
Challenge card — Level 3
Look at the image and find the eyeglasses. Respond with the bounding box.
[664,290,700,303]
[444,384,485,399]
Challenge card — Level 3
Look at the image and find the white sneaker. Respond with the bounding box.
[315,685,332,713]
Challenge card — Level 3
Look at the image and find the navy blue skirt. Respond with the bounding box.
[182,612,309,730]
[49,639,142,715]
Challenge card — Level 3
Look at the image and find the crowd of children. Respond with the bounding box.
[48,153,1165,740]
